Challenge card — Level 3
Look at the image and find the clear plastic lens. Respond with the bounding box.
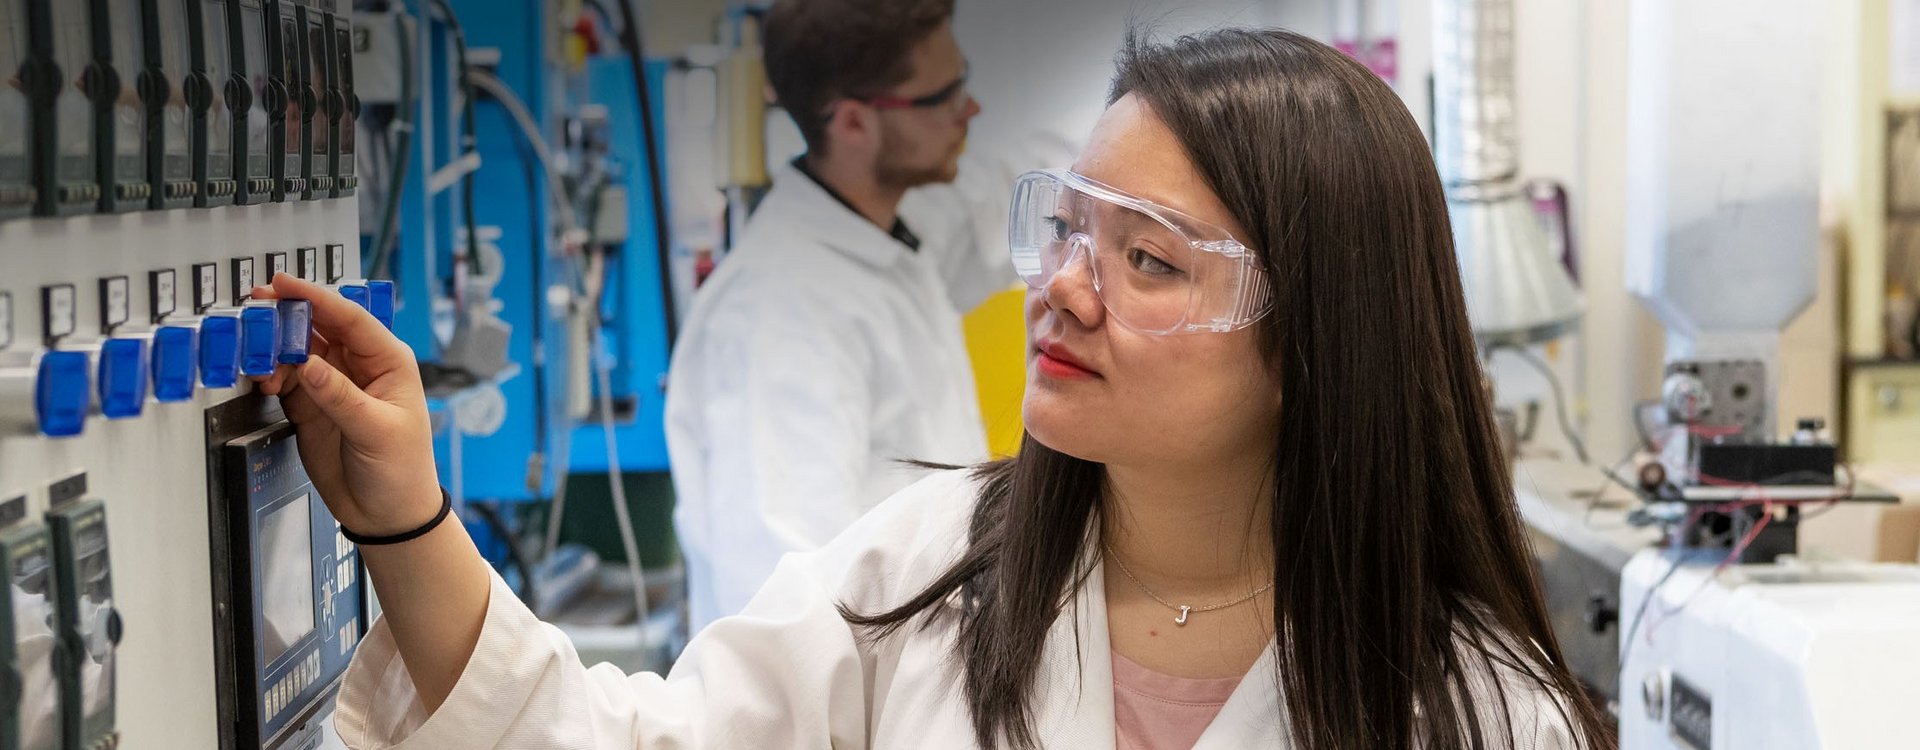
[1009,170,1271,335]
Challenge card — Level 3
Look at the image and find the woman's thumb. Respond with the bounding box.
[298,356,380,432]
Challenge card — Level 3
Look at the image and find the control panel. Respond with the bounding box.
[1669,675,1712,750]
[0,2,362,745]
[207,398,363,750]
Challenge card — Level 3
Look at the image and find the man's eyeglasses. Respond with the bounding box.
[859,69,971,115]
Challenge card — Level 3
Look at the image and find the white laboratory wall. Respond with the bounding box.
[954,0,1284,152]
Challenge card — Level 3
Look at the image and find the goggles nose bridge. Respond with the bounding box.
[1047,232,1097,287]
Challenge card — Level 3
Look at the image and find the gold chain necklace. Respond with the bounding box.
[1103,544,1275,626]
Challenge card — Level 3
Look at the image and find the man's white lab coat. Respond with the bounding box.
[662,159,1025,631]
[332,470,1578,748]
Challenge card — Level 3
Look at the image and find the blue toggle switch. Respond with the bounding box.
[338,284,371,313]
[97,338,148,419]
[277,300,312,365]
[199,315,241,388]
[240,304,280,376]
[151,326,196,402]
[34,350,90,437]
[367,280,395,330]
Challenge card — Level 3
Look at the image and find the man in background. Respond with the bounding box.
[666,0,1021,631]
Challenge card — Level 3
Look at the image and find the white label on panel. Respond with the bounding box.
[233,258,255,304]
[267,252,288,279]
[327,244,345,282]
[300,248,318,281]
[151,270,177,320]
[195,265,217,311]
[44,286,75,339]
[101,277,129,331]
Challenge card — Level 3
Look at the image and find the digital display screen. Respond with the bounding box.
[333,26,352,163]
[257,493,314,668]
[306,20,327,156]
[276,14,299,155]
[109,0,145,162]
[157,0,192,168]
[241,3,269,164]
[12,540,61,750]
[51,0,93,164]
[202,0,232,162]
[1,0,29,171]
[69,521,116,728]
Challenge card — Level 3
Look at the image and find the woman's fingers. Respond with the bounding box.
[263,273,413,378]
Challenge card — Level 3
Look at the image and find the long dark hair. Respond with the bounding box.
[846,28,1612,749]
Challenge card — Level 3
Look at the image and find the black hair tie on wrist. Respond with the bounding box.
[342,487,454,546]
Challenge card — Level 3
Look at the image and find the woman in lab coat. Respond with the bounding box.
[251,28,1610,749]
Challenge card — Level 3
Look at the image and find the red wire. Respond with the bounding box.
[1640,464,1857,645]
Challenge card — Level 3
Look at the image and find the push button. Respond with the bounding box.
[150,326,196,402]
[367,281,394,330]
[35,350,90,437]
[337,283,370,313]
[239,303,280,376]
[97,338,148,419]
[276,300,311,365]
[198,314,241,388]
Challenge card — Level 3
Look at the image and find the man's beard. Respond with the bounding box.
[875,130,963,190]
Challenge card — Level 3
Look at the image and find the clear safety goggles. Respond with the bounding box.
[1008,169,1273,335]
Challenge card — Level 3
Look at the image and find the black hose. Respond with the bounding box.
[469,501,540,610]
[611,0,680,345]
[426,0,482,278]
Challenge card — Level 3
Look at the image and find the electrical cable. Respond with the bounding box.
[610,0,681,346]
[513,129,552,524]
[467,72,581,232]
[370,8,417,280]
[1492,343,1591,466]
[595,306,653,635]
[466,69,645,631]
[425,0,482,277]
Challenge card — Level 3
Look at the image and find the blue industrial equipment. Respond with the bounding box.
[371,1,672,507]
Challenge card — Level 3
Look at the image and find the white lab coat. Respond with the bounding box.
[332,469,1577,749]
[663,156,1029,631]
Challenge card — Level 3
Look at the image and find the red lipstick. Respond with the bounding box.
[1034,341,1099,380]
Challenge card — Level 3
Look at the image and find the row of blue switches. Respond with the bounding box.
[25,281,394,438]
